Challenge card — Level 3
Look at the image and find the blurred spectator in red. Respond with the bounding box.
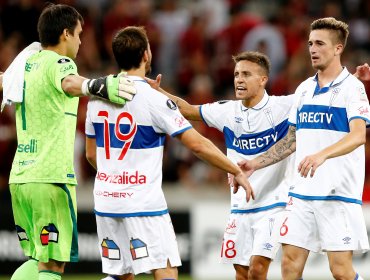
[211,3,262,94]
[177,14,210,96]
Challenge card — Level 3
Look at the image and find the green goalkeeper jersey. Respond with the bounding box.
[9,50,79,185]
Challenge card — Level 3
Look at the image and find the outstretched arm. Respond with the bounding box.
[62,73,136,105]
[177,128,255,202]
[145,74,202,121]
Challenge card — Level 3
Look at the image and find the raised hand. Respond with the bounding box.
[144,74,162,90]
[354,63,370,81]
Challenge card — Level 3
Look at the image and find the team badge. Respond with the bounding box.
[40,223,59,245]
[130,237,148,260]
[15,225,29,241]
[101,238,120,260]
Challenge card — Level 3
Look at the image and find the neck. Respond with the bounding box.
[126,66,146,78]
[242,90,265,108]
[317,60,343,85]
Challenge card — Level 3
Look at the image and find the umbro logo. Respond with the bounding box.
[342,237,351,244]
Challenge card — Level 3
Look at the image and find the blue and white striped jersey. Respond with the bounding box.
[288,67,370,204]
[85,76,192,217]
[200,92,295,212]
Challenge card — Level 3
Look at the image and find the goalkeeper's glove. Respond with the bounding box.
[81,73,136,105]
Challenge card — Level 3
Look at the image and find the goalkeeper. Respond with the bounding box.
[0,3,136,280]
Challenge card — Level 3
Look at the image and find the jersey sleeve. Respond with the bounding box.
[347,81,370,126]
[200,101,230,131]
[50,56,79,94]
[288,85,305,126]
[85,100,96,138]
[149,91,192,137]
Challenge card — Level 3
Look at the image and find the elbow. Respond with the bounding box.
[62,76,74,93]
[85,151,96,166]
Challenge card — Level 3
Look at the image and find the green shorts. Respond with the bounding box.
[10,183,78,263]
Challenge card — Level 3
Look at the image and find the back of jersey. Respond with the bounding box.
[85,76,192,217]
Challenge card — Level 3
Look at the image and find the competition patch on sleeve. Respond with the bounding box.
[166,99,178,110]
[57,58,71,64]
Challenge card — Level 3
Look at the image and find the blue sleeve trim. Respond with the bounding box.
[287,121,296,127]
[288,192,362,205]
[171,126,192,137]
[94,209,169,217]
[231,202,286,214]
[348,116,370,125]
[199,106,210,127]
[86,134,96,138]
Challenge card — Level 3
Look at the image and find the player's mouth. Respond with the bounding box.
[311,55,319,62]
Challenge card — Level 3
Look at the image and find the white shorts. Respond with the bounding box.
[278,197,370,253]
[220,207,284,266]
[96,214,182,275]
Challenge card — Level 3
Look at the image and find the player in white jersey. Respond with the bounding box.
[240,18,370,280]
[146,51,294,280]
[85,26,254,280]
[146,52,370,280]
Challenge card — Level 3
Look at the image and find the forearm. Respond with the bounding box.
[192,136,242,176]
[0,72,3,92]
[62,75,87,97]
[158,87,201,121]
[317,125,366,160]
[254,127,296,170]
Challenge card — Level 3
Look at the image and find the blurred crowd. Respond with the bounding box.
[1,0,370,201]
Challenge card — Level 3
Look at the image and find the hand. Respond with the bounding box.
[237,159,256,178]
[297,153,326,178]
[354,63,370,81]
[144,74,162,90]
[231,172,255,202]
[84,73,136,105]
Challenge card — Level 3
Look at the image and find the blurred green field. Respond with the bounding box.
[0,274,193,280]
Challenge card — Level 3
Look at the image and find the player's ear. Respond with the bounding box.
[261,75,268,86]
[143,50,149,63]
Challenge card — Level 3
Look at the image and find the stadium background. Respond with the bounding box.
[0,0,369,279]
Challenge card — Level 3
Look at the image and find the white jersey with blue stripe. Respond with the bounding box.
[85,76,192,217]
[288,67,370,204]
[200,92,295,212]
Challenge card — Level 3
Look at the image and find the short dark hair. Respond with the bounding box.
[310,17,349,47]
[232,51,270,75]
[112,26,149,71]
[37,3,83,47]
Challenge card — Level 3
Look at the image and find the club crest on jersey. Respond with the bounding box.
[58,58,71,64]
[166,99,177,110]
[15,225,29,241]
[101,238,121,260]
[130,237,149,260]
[40,223,59,245]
